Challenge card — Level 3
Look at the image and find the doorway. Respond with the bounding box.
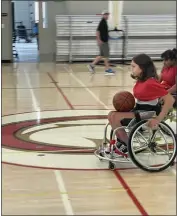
[12,1,39,62]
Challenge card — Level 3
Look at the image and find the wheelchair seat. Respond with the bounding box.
[121,110,156,127]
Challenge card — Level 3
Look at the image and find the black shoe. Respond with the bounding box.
[116,138,128,155]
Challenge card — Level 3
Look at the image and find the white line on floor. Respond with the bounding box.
[171,167,176,176]
[64,65,109,110]
[54,170,74,215]
[24,70,40,111]
[24,70,41,123]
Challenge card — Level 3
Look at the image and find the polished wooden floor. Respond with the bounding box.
[2,62,176,215]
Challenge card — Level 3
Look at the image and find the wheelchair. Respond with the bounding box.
[94,102,177,172]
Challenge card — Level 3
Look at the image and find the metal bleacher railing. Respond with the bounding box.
[55,14,176,63]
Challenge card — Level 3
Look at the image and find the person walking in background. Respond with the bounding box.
[87,10,115,75]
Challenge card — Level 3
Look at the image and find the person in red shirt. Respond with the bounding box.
[107,53,174,156]
[160,48,177,94]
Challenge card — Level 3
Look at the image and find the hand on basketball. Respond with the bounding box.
[147,118,160,129]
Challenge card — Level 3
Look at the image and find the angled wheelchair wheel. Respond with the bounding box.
[128,120,177,172]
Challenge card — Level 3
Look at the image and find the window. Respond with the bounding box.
[34,1,47,28]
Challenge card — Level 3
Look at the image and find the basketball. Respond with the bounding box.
[112,91,135,112]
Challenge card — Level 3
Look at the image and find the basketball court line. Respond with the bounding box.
[113,170,148,216]
[54,170,74,215]
[24,70,40,112]
[4,185,143,198]
[47,72,74,109]
[2,160,177,172]
[63,64,148,216]
[23,71,73,215]
[2,87,56,89]
[171,167,176,176]
[2,86,131,89]
[2,109,108,117]
[72,104,108,107]
[63,66,109,109]
[2,161,137,171]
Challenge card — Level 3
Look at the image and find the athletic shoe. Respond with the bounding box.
[105,68,115,75]
[87,64,95,73]
[115,139,128,157]
[101,138,128,157]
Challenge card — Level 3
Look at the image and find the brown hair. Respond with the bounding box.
[131,53,158,81]
[161,48,177,61]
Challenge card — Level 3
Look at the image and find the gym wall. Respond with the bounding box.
[2,0,176,62]
[39,1,108,62]
[2,1,12,62]
[123,1,176,15]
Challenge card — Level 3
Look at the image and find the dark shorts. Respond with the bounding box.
[133,103,161,115]
[120,104,161,126]
[99,42,109,58]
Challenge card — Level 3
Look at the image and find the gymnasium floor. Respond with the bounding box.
[2,62,176,215]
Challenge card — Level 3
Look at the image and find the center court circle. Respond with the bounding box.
[2,110,114,170]
[3,110,175,170]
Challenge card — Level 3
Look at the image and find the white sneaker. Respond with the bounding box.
[87,64,95,73]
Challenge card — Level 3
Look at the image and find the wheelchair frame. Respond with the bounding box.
[94,109,177,172]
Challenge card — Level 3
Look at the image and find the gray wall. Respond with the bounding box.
[64,1,107,15]
[2,1,12,61]
[13,1,35,30]
[39,0,176,62]
[2,0,176,62]
[39,1,108,61]
[123,1,176,15]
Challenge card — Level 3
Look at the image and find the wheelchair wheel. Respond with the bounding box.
[128,120,177,172]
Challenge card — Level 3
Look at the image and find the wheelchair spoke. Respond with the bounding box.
[149,129,159,143]
[155,146,172,157]
[136,131,149,144]
[134,145,149,153]
[158,129,170,154]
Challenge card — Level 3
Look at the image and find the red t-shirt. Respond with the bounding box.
[161,66,177,89]
[133,78,168,101]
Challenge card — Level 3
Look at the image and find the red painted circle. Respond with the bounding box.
[2,115,107,153]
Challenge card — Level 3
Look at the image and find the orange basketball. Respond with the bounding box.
[112,91,135,112]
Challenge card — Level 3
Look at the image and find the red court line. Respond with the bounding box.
[2,161,177,173]
[47,72,74,110]
[113,170,148,216]
[2,161,137,171]
[2,109,109,117]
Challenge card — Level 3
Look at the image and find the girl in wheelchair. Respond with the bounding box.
[160,48,177,94]
[108,53,175,156]
[160,48,177,107]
